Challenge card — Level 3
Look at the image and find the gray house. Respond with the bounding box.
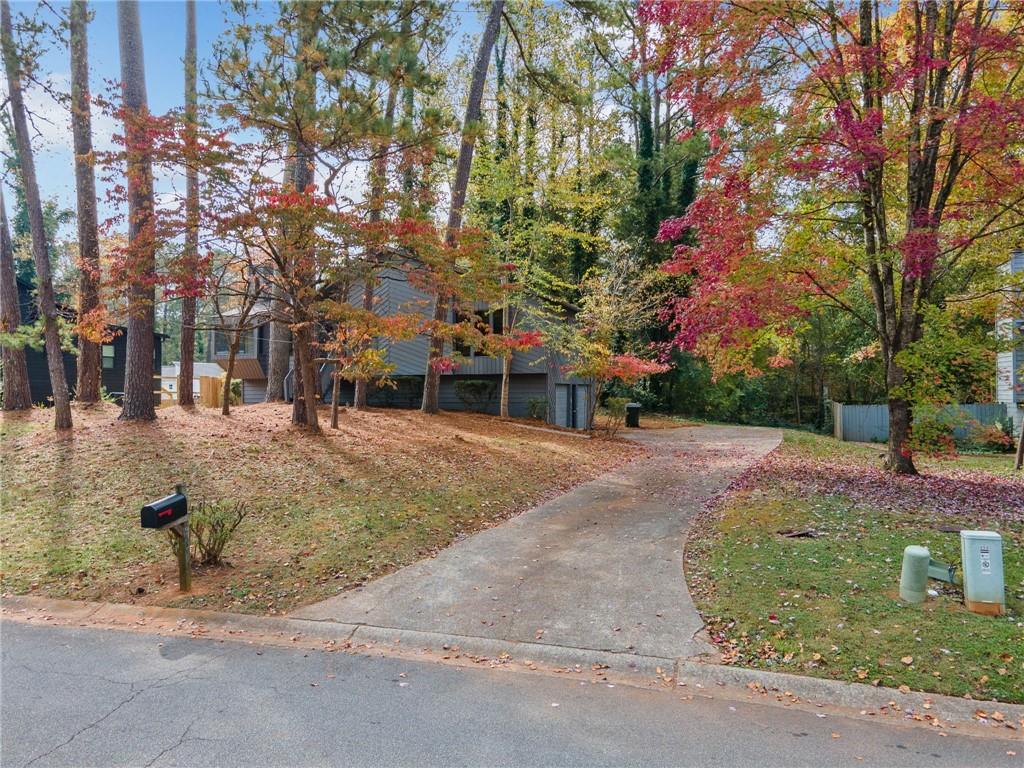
[996,247,1024,437]
[209,266,593,428]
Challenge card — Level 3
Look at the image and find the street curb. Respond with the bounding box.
[3,595,1021,736]
[672,660,1023,730]
[1,596,360,647]
[347,623,676,678]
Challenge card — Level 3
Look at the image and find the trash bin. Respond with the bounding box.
[625,402,641,428]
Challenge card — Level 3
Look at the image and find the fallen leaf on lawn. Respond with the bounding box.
[900,656,913,665]
[898,685,911,694]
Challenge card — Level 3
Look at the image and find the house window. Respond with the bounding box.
[102,344,115,370]
[488,308,503,335]
[452,309,474,358]
[214,327,256,357]
[475,308,503,357]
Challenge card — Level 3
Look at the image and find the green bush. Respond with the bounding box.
[907,405,958,457]
[963,419,1015,453]
[167,499,248,566]
[599,396,630,436]
[527,397,548,420]
[454,379,496,413]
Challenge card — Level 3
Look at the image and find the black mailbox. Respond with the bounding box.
[140,493,188,529]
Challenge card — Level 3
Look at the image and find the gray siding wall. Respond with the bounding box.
[242,379,267,405]
[328,373,546,417]
[350,265,584,382]
[438,374,547,418]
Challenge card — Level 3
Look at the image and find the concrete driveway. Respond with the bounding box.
[293,425,782,661]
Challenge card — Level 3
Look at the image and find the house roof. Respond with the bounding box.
[161,362,223,378]
[17,276,169,337]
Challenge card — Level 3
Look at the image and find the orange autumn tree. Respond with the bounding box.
[644,0,1024,473]
[558,272,669,431]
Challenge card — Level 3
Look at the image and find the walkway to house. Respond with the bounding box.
[293,425,782,661]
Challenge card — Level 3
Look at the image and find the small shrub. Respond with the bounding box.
[907,405,958,457]
[454,379,496,412]
[167,499,248,566]
[527,397,548,420]
[966,421,1014,453]
[598,396,630,437]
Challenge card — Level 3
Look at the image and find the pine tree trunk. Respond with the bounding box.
[285,5,319,432]
[2,0,72,429]
[178,0,198,407]
[221,339,237,416]
[422,0,504,414]
[70,0,101,403]
[291,346,305,424]
[292,320,320,433]
[116,0,156,421]
[421,298,446,414]
[265,284,290,402]
[266,155,294,404]
[354,81,399,410]
[0,188,31,410]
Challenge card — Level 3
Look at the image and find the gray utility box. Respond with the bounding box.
[960,530,1005,616]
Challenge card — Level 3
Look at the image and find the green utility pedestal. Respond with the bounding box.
[899,545,930,604]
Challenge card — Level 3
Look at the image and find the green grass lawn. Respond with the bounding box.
[1,403,639,614]
[687,431,1023,703]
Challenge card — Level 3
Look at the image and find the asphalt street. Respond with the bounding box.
[1,621,1019,767]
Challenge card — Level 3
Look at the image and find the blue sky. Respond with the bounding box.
[6,0,480,233]
[8,1,235,217]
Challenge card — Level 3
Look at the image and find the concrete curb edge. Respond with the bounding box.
[2,594,1021,735]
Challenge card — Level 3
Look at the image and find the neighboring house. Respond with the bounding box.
[160,361,225,400]
[207,302,273,405]
[207,267,593,428]
[14,277,164,404]
[996,247,1024,437]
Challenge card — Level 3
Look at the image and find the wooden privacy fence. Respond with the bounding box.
[199,375,223,408]
[832,402,1007,442]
